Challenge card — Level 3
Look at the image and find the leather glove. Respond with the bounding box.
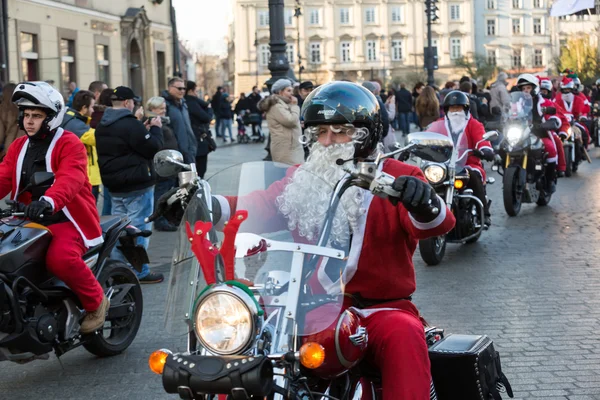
[146,187,179,223]
[390,176,439,219]
[24,200,52,220]
[475,148,495,162]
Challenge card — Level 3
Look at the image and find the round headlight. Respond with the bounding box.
[505,127,523,147]
[194,290,254,355]
[423,164,446,184]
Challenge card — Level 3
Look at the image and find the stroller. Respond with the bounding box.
[243,112,266,143]
[236,110,251,144]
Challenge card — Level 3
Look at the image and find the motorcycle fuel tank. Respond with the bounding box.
[0,221,51,277]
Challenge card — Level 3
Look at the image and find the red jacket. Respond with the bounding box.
[0,128,102,247]
[538,96,570,137]
[215,159,455,300]
[554,92,586,120]
[427,115,492,180]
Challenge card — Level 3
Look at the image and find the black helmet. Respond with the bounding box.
[442,90,470,114]
[301,81,382,159]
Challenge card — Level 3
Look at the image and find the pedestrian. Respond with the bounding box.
[95,86,165,284]
[219,93,234,143]
[411,82,425,129]
[395,83,412,136]
[297,81,314,108]
[489,72,511,120]
[161,77,197,163]
[439,81,457,106]
[66,81,79,108]
[88,81,107,102]
[415,86,440,130]
[459,80,480,121]
[89,88,113,215]
[185,80,214,178]
[211,87,224,138]
[258,78,304,165]
[247,86,263,138]
[362,81,390,142]
[60,90,102,201]
[0,83,25,160]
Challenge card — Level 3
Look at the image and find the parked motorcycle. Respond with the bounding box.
[404,130,498,266]
[147,144,513,400]
[0,172,146,363]
[494,92,557,217]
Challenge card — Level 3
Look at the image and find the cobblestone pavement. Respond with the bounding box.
[3,134,600,399]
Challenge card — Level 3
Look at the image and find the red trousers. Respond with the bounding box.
[46,222,104,311]
[541,137,557,164]
[552,134,566,172]
[364,305,431,399]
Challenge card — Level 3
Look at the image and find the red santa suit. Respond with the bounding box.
[214,159,456,399]
[554,92,591,147]
[426,115,492,181]
[538,96,568,171]
[0,128,104,311]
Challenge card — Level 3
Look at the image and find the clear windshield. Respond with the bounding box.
[164,162,348,340]
[509,92,533,124]
[420,126,469,172]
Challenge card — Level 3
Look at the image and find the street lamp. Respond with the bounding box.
[265,0,297,89]
[294,1,304,82]
[254,33,259,87]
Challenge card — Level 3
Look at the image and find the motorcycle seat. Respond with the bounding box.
[99,216,123,234]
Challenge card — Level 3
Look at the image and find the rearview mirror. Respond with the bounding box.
[30,172,55,187]
[153,150,187,177]
[483,131,499,141]
[406,132,454,163]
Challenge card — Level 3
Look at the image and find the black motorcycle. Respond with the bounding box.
[0,172,146,363]
[494,92,557,217]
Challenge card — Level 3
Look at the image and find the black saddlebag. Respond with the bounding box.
[429,334,513,400]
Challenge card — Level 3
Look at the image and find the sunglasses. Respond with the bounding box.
[560,89,572,94]
[172,86,186,91]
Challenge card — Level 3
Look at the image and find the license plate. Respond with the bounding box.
[535,165,542,170]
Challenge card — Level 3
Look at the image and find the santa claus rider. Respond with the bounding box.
[0,82,108,333]
[425,90,494,227]
[211,81,456,399]
[538,76,569,177]
[555,76,591,148]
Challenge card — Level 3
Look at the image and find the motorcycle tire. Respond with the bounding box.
[83,260,143,357]
[565,147,573,177]
[502,166,522,217]
[419,235,446,266]
[537,189,552,206]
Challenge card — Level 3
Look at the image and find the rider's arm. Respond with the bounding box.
[0,137,20,199]
[40,135,88,212]
[471,119,493,152]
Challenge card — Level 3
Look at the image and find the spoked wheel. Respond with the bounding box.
[503,166,523,216]
[419,235,447,266]
[83,260,143,357]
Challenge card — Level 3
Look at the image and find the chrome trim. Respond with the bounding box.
[334,310,354,368]
[349,326,368,347]
[234,232,345,260]
[83,253,99,269]
[447,194,484,244]
[422,162,447,185]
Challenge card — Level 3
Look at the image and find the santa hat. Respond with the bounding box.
[538,76,552,91]
[560,76,575,89]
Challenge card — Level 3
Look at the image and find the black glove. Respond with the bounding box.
[390,176,439,219]
[146,187,179,223]
[475,148,495,162]
[24,200,52,220]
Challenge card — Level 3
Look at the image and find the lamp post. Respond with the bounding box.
[424,0,439,86]
[254,33,259,87]
[265,0,297,89]
[294,1,304,82]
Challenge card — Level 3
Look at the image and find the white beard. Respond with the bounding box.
[276,142,365,246]
[447,113,467,134]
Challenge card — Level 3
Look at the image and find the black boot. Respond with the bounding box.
[545,163,557,194]
[484,199,492,229]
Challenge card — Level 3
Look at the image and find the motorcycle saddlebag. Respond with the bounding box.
[428,334,513,400]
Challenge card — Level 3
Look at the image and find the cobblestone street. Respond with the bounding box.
[3,136,600,399]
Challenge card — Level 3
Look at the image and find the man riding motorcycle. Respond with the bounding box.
[0,82,107,333]
[555,76,591,148]
[426,90,494,227]
[538,76,569,177]
[210,82,456,399]
[516,74,560,192]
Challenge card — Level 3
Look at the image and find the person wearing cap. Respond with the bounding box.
[95,86,165,284]
[296,81,314,108]
[258,78,304,165]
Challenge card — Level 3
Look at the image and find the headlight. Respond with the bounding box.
[505,127,523,147]
[423,164,446,184]
[194,286,257,355]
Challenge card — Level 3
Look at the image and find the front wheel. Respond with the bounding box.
[83,260,143,357]
[565,145,573,177]
[503,166,523,217]
[419,235,447,266]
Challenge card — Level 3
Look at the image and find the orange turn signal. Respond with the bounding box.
[149,349,172,375]
[454,180,464,189]
[299,342,326,369]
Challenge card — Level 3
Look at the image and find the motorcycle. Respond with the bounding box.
[0,172,146,363]
[403,130,498,266]
[493,92,557,217]
[147,144,513,400]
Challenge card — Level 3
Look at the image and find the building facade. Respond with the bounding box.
[5,0,175,101]
[553,11,600,63]
[230,0,476,95]
[473,0,552,75]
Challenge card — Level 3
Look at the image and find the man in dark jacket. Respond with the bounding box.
[395,83,412,135]
[247,86,263,137]
[95,86,164,284]
[362,81,390,138]
[162,77,197,163]
[185,80,213,178]
[211,86,224,138]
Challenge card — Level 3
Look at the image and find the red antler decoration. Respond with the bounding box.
[220,210,248,281]
[185,221,219,285]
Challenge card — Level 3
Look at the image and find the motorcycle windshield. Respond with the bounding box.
[509,92,533,124]
[165,162,347,340]
[421,124,470,173]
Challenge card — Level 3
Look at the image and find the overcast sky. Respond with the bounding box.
[172,0,232,56]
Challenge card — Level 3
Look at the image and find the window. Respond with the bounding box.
[309,9,320,25]
[96,44,109,85]
[310,42,321,64]
[20,32,38,81]
[512,18,521,34]
[512,49,521,68]
[366,40,377,61]
[391,6,404,23]
[285,9,293,26]
[391,39,403,61]
[512,0,521,8]
[450,4,461,21]
[157,51,166,92]
[365,7,376,24]
[487,49,496,66]
[450,38,461,59]
[258,11,269,27]
[487,0,496,9]
[340,8,350,24]
[60,39,76,94]
[340,41,351,63]
[286,43,295,64]
[533,0,542,7]
[259,44,270,66]
[533,18,542,34]
[534,49,543,67]
[487,19,496,36]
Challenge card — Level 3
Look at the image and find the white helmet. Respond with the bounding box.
[516,73,539,95]
[539,79,553,91]
[12,81,66,132]
[595,78,600,86]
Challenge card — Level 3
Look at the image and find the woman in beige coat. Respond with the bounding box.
[258,79,304,165]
